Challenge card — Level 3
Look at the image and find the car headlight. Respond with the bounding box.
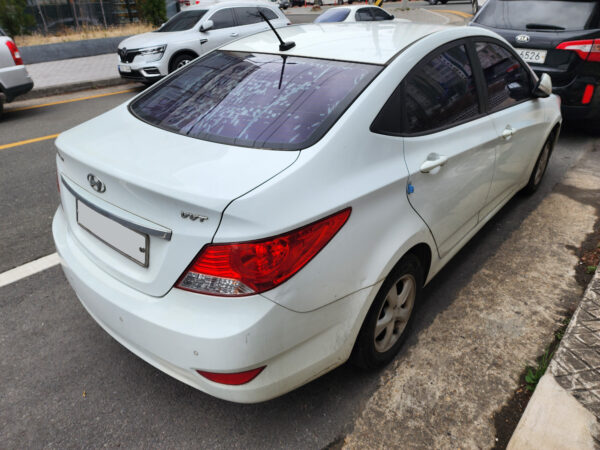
[139,45,166,62]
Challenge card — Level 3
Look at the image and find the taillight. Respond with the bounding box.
[176,208,351,297]
[556,39,600,62]
[197,367,265,385]
[5,40,23,66]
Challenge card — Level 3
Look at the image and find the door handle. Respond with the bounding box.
[501,126,515,140]
[230,32,239,37]
[420,154,448,173]
[200,39,208,45]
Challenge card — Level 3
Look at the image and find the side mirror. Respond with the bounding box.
[388,14,394,19]
[533,73,552,98]
[200,20,214,32]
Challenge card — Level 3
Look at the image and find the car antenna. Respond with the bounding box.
[257,10,295,51]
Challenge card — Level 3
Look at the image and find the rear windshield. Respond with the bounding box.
[475,0,599,31]
[130,51,381,150]
[157,10,207,32]
[314,8,351,23]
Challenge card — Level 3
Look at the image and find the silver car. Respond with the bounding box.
[117,2,290,84]
[0,28,33,115]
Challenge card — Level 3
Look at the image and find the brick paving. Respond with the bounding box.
[551,270,600,418]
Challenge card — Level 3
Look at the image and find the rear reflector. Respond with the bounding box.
[176,208,351,297]
[5,40,23,66]
[582,84,595,104]
[197,367,265,385]
[556,39,600,62]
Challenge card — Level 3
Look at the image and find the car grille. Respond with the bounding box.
[118,48,140,63]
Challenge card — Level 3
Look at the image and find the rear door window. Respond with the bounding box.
[130,51,381,150]
[157,10,207,32]
[235,7,265,25]
[370,8,393,21]
[258,7,278,20]
[209,8,236,30]
[404,44,480,134]
[475,41,533,112]
[475,0,599,31]
[356,8,374,21]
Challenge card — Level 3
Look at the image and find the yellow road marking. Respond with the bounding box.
[432,9,473,18]
[0,133,60,151]
[10,88,137,112]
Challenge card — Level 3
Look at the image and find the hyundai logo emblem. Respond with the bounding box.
[87,173,106,193]
[516,34,530,43]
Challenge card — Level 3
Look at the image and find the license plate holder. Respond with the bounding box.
[516,48,547,64]
[76,199,149,267]
[119,64,132,73]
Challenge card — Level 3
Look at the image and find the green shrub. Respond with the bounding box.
[138,0,167,27]
[0,0,35,37]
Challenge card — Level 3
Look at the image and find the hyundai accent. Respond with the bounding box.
[53,22,561,403]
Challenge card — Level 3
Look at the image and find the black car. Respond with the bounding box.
[471,0,600,123]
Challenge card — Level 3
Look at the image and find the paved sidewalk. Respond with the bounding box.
[509,269,600,449]
[24,53,128,100]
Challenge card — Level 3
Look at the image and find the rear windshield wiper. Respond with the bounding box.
[525,23,566,31]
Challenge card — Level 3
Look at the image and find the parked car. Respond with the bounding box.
[0,28,33,116]
[314,5,409,23]
[116,2,290,84]
[270,0,290,9]
[428,0,480,14]
[471,0,600,124]
[54,22,560,403]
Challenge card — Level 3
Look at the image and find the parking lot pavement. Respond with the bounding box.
[1,86,599,447]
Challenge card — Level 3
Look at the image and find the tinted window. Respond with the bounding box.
[210,8,236,29]
[475,0,598,31]
[371,8,393,20]
[157,10,207,32]
[259,7,278,20]
[476,42,532,112]
[131,51,381,150]
[356,8,374,21]
[236,7,265,25]
[314,8,351,22]
[404,45,479,133]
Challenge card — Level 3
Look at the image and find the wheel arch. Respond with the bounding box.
[168,49,199,72]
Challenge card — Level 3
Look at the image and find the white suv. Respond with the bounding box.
[0,28,33,116]
[117,2,290,83]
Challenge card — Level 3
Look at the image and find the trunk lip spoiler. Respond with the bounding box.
[60,175,173,241]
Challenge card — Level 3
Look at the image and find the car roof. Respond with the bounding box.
[222,23,497,65]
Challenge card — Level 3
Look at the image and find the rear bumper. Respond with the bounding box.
[52,206,372,403]
[542,74,600,120]
[0,64,33,102]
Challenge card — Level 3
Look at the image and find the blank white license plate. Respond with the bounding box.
[77,200,149,266]
[517,48,547,64]
[119,64,132,73]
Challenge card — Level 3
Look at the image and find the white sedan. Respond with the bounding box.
[314,5,409,23]
[53,22,560,403]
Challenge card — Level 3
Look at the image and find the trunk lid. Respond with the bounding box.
[56,103,299,297]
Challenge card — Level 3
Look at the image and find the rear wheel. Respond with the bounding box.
[351,254,423,369]
[522,131,556,194]
[472,0,479,13]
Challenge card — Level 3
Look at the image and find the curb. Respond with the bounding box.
[20,78,139,101]
[508,267,600,448]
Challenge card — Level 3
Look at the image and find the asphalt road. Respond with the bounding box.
[0,67,597,449]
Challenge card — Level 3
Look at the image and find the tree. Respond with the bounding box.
[139,0,166,27]
[0,0,35,36]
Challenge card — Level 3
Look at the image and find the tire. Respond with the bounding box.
[522,130,556,195]
[0,93,4,118]
[351,254,423,370]
[472,0,479,13]
[169,53,196,73]
[428,0,438,4]
[440,0,448,3]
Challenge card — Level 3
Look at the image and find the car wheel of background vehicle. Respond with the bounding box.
[428,0,437,4]
[351,253,423,370]
[169,53,196,73]
[440,0,448,3]
[472,0,479,13]
[522,130,556,194]
[0,92,4,118]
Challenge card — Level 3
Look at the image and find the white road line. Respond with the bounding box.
[0,253,61,288]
